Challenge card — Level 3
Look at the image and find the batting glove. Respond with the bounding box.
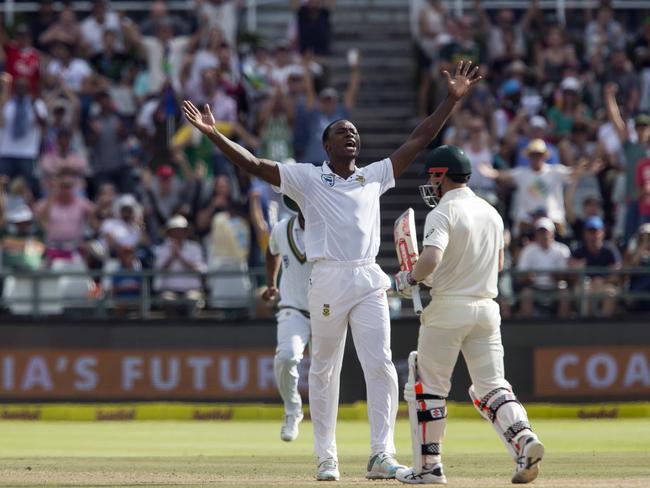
[403,381,416,403]
[394,270,416,299]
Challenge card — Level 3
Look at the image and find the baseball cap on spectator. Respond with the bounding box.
[529,115,548,130]
[500,78,521,96]
[585,216,605,231]
[560,77,581,93]
[156,164,174,179]
[319,87,339,100]
[167,215,188,230]
[7,205,33,224]
[117,194,138,210]
[525,138,550,157]
[634,113,650,127]
[638,223,650,235]
[535,217,555,233]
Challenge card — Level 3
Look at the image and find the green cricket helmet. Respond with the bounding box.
[420,145,472,208]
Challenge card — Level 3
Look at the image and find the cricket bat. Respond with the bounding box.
[394,208,423,314]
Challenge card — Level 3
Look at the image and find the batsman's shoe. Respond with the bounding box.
[366,452,407,479]
[316,458,340,481]
[396,464,447,484]
[280,412,303,442]
[512,436,545,484]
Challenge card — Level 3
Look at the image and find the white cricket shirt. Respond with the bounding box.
[279,159,395,262]
[422,187,504,299]
[268,216,313,311]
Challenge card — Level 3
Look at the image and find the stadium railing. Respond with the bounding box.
[0,266,649,319]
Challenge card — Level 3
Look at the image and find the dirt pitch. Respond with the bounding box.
[0,419,648,487]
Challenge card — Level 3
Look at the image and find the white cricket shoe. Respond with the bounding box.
[396,464,447,484]
[280,412,303,442]
[512,436,545,484]
[317,458,340,481]
[366,452,406,479]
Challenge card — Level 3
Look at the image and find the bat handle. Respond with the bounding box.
[411,285,423,315]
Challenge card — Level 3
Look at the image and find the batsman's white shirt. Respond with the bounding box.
[268,216,313,311]
[422,187,504,299]
[278,159,395,262]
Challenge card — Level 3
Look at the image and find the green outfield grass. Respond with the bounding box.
[0,418,648,487]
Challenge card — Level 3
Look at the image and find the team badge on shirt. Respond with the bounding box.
[321,174,335,187]
[354,175,366,186]
[322,304,331,316]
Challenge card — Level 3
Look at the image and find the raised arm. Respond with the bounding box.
[604,83,628,143]
[344,52,361,111]
[390,60,482,178]
[182,101,281,187]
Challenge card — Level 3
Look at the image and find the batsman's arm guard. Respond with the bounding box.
[469,384,534,460]
[405,351,447,474]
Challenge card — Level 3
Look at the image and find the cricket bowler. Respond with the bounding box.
[182,60,481,481]
[262,196,312,442]
[394,145,545,484]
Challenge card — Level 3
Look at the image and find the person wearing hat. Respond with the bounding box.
[547,77,592,138]
[516,217,572,318]
[153,215,206,310]
[569,216,621,317]
[184,59,481,482]
[624,223,650,310]
[482,138,572,237]
[299,49,360,165]
[604,83,650,242]
[99,194,147,258]
[0,198,45,272]
[393,145,545,484]
[261,195,312,442]
[509,115,561,168]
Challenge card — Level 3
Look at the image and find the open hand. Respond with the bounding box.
[444,60,482,101]
[183,101,216,136]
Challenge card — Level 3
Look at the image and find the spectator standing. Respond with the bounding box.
[294,0,334,60]
[99,194,147,258]
[2,24,40,96]
[516,218,571,318]
[38,129,89,194]
[197,0,239,47]
[547,77,593,138]
[0,77,48,193]
[46,42,93,94]
[536,25,578,85]
[154,214,206,308]
[39,2,83,49]
[570,216,621,317]
[624,223,650,311]
[80,0,122,56]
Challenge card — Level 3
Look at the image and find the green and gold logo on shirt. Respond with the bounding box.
[322,304,331,317]
[354,175,366,186]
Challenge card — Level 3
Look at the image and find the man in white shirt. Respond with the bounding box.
[394,146,545,484]
[516,217,571,318]
[183,60,481,481]
[262,196,313,442]
[80,0,122,55]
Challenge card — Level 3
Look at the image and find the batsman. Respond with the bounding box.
[393,146,545,484]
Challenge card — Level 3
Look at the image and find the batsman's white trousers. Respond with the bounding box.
[417,296,509,399]
[274,308,310,416]
[308,259,399,462]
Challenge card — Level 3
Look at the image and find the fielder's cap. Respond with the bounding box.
[7,205,33,224]
[525,138,550,156]
[117,194,138,209]
[535,217,555,233]
[282,194,300,213]
[585,216,604,230]
[529,115,548,130]
[423,145,472,177]
[166,214,188,230]
[156,164,174,179]
[560,76,581,92]
[635,113,650,127]
[319,87,339,100]
[639,223,650,235]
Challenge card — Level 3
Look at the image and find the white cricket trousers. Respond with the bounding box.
[417,296,509,399]
[274,308,311,416]
[308,260,399,462]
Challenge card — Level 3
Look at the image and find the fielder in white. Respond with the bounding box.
[182,60,481,481]
[394,146,545,485]
[262,196,312,442]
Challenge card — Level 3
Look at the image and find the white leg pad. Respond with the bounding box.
[469,384,535,460]
[405,352,447,473]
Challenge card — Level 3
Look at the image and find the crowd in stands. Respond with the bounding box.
[0,0,649,319]
[412,0,650,317]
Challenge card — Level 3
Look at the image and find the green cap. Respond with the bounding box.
[283,195,300,213]
[635,113,650,127]
[423,145,472,177]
